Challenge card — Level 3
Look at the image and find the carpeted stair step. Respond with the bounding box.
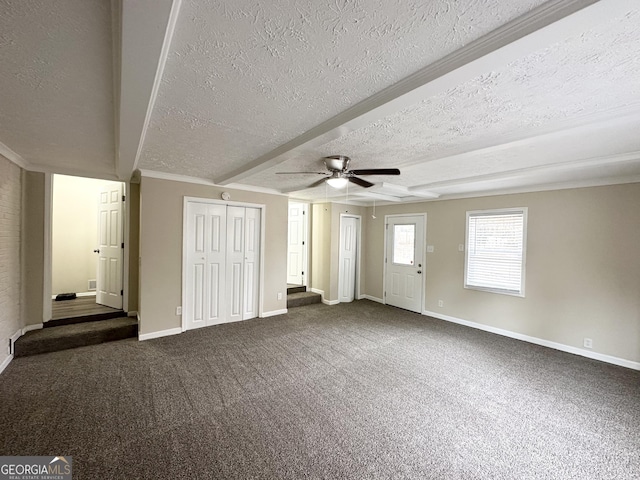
[14,317,138,357]
[287,285,307,295]
[287,291,321,308]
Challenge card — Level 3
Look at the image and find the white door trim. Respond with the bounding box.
[339,214,362,302]
[181,196,266,332]
[383,213,427,313]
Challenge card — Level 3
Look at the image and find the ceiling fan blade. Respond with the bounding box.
[350,168,401,176]
[348,176,374,188]
[276,172,326,175]
[307,178,330,189]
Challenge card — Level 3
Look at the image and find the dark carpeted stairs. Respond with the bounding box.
[14,317,138,357]
[287,285,321,308]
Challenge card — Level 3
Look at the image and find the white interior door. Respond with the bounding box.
[96,183,123,309]
[226,206,245,324]
[287,202,306,286]
[385,215,425,313]
[339,216,358,303]
[243,208,260,320]
[185,202,226,330]
[184,201,261,330]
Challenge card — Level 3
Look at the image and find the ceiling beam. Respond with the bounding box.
[214,0,609,185]
[115,0,181,181]
[410,151,640,192]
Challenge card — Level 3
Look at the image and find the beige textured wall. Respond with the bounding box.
[363,184,640,363]
[0,157,22,368]
[310,203,331,297]
[138,177,288,336]
[21,171,45,327]
[51,175,121,294]
[310,202,367,302]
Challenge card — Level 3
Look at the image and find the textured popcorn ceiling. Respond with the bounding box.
[137,0,545,178]
[240,5,640,198]
[1,0,639,200]
[0,0,115,174]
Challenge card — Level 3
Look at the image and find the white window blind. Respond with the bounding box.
[465,209,527,295]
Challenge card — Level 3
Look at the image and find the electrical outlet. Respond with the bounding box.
[176,306,182,316]
[438,300,444,307]
[277,292,283,300]
[427,245,435,253]
[583,338,593,349]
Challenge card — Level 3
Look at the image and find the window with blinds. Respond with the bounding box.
[465,208,527,296]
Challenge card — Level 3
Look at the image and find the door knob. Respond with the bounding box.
[93,249,100,253]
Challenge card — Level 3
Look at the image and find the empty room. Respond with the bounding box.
[1,1,639,479]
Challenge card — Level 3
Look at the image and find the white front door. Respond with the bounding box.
[96,183,123,309]
[385,214,425,313]
[184,201,261,330]
[339,216,359,303]
[287,202,307,286]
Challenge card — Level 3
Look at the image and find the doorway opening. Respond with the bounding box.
[50,174,125,324]
[287,201,309,288]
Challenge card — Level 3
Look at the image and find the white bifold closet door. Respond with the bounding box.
[185,202,260,330]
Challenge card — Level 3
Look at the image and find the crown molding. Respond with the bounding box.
[0,142,30,170]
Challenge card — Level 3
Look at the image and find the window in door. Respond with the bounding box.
[392,224,416,265]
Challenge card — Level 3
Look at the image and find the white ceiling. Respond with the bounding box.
[1,0,639,204]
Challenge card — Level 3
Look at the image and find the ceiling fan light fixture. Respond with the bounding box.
[326,176,349,189]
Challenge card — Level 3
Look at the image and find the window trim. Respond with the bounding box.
[464,207,528,297]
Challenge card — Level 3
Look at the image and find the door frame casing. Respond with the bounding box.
[382,213,427,313]
[181,196,266,332]
[338,213,362,303]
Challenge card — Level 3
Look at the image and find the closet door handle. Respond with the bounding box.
[93,249,100,253]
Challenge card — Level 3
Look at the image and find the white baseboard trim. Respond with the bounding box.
[423,310,640,371]
[139,327,182,341]
[309,288,339,305]
[361,294,384,304]
[323,298,340,306]
[9,329,21,355]
[0,354,13,375]
[22,323,43,335]
[262,309,287,318]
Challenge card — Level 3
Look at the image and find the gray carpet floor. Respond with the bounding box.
[1,300,638,479]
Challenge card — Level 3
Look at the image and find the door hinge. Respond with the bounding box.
[121,242,124,248]
[120,289,123,296]
[301,271,304,276]
[122,195,126,202]
[302,241,305,245]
